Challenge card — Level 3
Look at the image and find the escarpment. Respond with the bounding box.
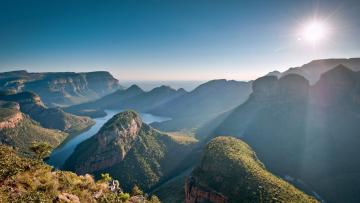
[0,109,23,130]
[0,70,122,106]
[73,111,143,174]
[65,110,197,191]
[0,91,94,134]
[185,177,228,203]
[185,136,317,203]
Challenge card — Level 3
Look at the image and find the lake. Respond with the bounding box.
[46,110,170,169]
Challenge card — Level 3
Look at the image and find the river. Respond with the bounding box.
[46,110,170,169]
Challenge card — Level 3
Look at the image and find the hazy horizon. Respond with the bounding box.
[1,0,360,81]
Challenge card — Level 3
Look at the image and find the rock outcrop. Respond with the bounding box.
[278,57,360,84]
[65,110,197,191]
[186,137,317,203]
[0,107,68,154]
[0,91,94,134]
[0,70,122,106]
[75,111,143,174]
[199,65,360,202]
[0,110,23,129]
[185,177,228,203]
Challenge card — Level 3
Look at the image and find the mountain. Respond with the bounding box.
[0,145,160,202]
[150,79,252,131]
[66,79,251,131]
[66,85,186,118]
[66,84,145,117]
[0,91,94,134]
[64,110,198,191]
[198,65,360,202]
[270,58,360,84]
[185,136,317,203]
[0,106,67,154]
[0,70,122,107]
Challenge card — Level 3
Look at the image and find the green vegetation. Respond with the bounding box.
[65,110,198,191]
[131,185,144,196]
[152,175,186,203]
[191,136,318,203]
[166,131,198,144]
[0,91,95,134]
[100,173,113,183]
[0,107,18,122]
[0,70,121,107]
[29,142,52,160]
[0,109,67,154]
[0,145,160,203]
[198,66,360,202]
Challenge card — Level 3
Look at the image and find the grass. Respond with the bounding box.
[166,131,198,144]
[0,108,18,122]
[0,109,68,155]
[192,136,318,203]
[0,145,161,203]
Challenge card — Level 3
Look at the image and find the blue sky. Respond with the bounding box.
[0,0,359,81]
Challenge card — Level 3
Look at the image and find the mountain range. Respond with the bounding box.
[268,57,360,84]
[0,58,359,203]
[0,91,94,134]
[64,111,198,191]
[67,79,252,131]
[0,70,122,107]
[198,64,360,202]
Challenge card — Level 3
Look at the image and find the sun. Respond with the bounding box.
[299,20,329,44]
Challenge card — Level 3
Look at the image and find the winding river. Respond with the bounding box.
[46,110,170,169]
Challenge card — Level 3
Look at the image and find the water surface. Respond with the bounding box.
[47,110,170,168]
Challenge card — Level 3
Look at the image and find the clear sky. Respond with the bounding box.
[0,0,359,81]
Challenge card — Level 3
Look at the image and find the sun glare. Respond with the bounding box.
[299,20,329,44]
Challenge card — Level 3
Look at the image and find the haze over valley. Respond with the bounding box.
[1,1,360,203]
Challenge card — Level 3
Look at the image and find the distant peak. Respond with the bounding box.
[332,64,352,71]
[177,88,187,93]
[150,85,176,92]
[127,84,143,92]
[319,64,354,80]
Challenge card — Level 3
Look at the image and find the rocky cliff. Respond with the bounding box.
[198,65,360,202]
[0,70,122,106]
[74,111,143,174]
[0,107,68,154]
[0,91,94,134]
[185,177,228,203]
[65,110,197,191]
[185,136,317,203]
[271,57,360,84]
[0,108,23,130]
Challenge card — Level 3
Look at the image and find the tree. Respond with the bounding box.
[148,195,161,203]
[100,173,112,183]
[118,193,130,202]
[29,142,52,160]
[131,185,143,196]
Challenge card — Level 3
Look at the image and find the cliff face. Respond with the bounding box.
[0,70,122,106]
[0,107,68,154]
[0,110,23,130]
[0,91,94,134]
[199,74,310,139]
[75,111,143,174]
[65,110,197,191]
[280,57,360,84]
[251,74,309,103]
[186,137,317,203]
[184,177,228,203]
[200,65,360,202]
